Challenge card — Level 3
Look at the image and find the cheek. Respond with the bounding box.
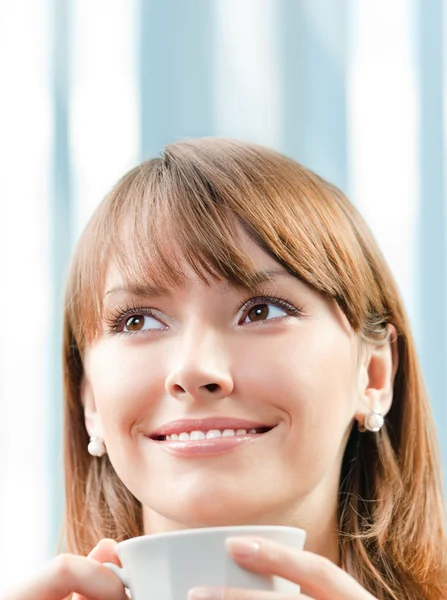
[86,341,167,432]
[236,326,358,434]
[237,328,357,493]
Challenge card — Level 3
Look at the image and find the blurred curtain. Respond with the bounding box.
[0,0,445,591]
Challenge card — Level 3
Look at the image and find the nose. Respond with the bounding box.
[165,330,234,402]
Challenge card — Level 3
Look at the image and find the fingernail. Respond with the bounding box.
[225,537,261,559]
[188,587,222,600]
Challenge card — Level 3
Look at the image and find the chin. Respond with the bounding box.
[149,490,270,529]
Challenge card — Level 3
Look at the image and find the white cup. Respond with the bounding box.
[105,525,306,600]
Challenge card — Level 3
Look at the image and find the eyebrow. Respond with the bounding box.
[104,283,170,300]
[103,268,294,300]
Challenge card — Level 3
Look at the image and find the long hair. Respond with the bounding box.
[62,138,447,599]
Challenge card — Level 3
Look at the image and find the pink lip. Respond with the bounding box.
[148,417,276,439]
[149,430,274,457]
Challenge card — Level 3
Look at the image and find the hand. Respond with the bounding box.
[1,539,126,600]
[188,536,377,600]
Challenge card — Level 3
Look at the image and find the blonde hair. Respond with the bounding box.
[62,138,447,599]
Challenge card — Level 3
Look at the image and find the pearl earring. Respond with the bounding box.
[359,410,384,433]
[87,436,106,457]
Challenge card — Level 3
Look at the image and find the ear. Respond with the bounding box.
[81,376,103,439]
[355,324,399,425]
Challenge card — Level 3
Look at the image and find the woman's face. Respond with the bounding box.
[82,235,368,536]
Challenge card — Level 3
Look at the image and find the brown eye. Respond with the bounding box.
[247,304,270,322]
[122,313,164,333]
[241,300,291,325]
[125,315,145,331]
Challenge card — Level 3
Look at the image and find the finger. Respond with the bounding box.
[72,540,123,600]
[224,537,376,600]
[88,538,121,566]
[2,554,127,600]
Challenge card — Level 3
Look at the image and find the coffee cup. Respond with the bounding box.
[105,525,306,600]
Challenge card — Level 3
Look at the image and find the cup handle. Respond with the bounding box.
[103,562,130,590]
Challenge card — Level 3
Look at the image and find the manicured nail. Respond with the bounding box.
[225,537,261,559]
[188,587,222,600]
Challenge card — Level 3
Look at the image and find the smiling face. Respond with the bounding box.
[81,234,373,552]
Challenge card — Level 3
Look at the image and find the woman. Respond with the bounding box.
[6,138,446,599]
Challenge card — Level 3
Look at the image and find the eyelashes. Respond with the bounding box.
[103,303,163,334]
[103,294,306,336]
[240,294,304,320]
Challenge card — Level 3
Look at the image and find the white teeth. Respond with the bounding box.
[205,430,222,439]
[163,428,259,441]
[222,429,236,437]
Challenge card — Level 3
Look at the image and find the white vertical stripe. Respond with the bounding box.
[71,0,140,238]
[347,0,419,323]
[214,0,282,149]
[0,0,52,592]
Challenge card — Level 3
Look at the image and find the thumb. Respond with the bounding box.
[88,538,121,566]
